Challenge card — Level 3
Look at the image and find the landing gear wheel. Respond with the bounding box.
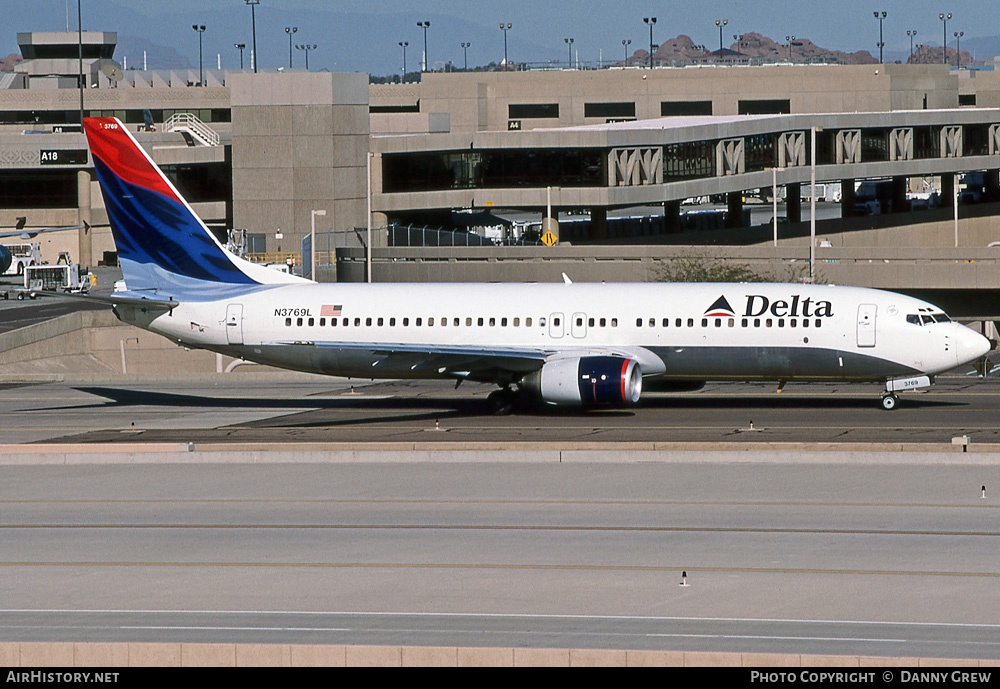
[881,393,899,411]
[487,389,515,416]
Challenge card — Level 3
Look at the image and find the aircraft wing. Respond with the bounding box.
[271,340,662,382]
[0,224,84,240]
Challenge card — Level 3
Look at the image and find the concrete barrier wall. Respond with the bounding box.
[1,642,996,667]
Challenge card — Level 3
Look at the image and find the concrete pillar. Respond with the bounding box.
[840,179,856,218]
[664,200,681,233]
[590,207,608,240]
[77,170,92,270]
[891,176,908,213]
[726,191,743,228]
[786,183,802,223]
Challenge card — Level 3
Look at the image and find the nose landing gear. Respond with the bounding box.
[880,392,899,411]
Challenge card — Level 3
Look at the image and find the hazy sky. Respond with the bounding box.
[7,1,994,74]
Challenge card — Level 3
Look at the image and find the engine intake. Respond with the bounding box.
[522,356,642,407]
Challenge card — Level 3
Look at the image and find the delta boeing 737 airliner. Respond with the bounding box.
[81,116,991,412]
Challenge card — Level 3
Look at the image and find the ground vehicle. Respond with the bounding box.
[21,264,92,297]
[1,242,41,276]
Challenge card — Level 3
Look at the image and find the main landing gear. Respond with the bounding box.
[487,387,517,415]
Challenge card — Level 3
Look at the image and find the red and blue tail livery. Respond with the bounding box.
[84,117,301,293]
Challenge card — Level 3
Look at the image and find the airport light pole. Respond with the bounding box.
[907,30,917,60]
[939,13,951,65]
[235,43,246,69]
[244,0,259,73]
[285,26,297,68]
[296,44,316,70]
[873,11,886,64]
[565,37,574,69]
[954,31,963,67]
[500,23,512,70]
[786,35,796,61]
[644,17,656,68]
[715,19,727,53]
[192,25,205,86]
[734,33,744,56]
[399,41,408,76]
[417,21,430,71]
[461,42,470,70]
[622,39,631,64]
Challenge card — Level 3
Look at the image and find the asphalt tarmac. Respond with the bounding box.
[3,376,1000,445]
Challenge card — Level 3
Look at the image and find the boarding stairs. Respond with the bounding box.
[163,113,220,147]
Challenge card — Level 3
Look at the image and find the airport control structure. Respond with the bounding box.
[6,31,1000,317]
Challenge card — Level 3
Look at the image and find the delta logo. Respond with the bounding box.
[704,296,736,318]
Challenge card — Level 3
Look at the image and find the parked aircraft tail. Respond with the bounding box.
[83,116,305,292]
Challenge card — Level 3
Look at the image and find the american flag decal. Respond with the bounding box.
[320,304,342,317]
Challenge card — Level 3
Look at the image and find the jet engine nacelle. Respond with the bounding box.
[522,356,642,406]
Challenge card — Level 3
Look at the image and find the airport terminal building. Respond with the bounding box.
[4,30,1000,289]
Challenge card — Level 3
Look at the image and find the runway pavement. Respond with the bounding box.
[0,460,998,658]
[3,375,1000,445]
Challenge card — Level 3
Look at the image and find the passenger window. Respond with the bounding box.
[429,317,435,326]
[636,318,643,327]
[600,318,606,327]
[649,318,655,327]
[766,319,773,328]
[814,319,822,328]
[728,318,734,327]
[741,318,748,327]
[366,318,372,326]
[588,318,595,327]
[416,318,422,326]
[331,318,338,326]
[513,317,520,327]
[441,318,447,327]
[502,317,508,327]
[687,318,694,327]
[390,318,396,326]
[778,319,784,327]
[354,318,361,326]
[715,318,721,327]
[319,318,326,327]
[802,319,809,328]
[403,318,409,326]
[754,318,760,327]
[297,317,303,327]
[662,318,669,327]
[790,319,797,327]
[526,317,533,327]
[540,318,547,327]
[701,318,708,327]
[308,318,314,326]
[676,318,682,327]
[285,318,292,327]
[490,317,496,326]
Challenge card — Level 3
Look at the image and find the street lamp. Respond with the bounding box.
[734,33,744,56]
[565,37,574,69]
[939,13,952,65]
[234,43,246,70]
[500,23,512,70]
[954,31,964,68]
[461,42,470,71]
[873,11,887,64]
[192,25,205,86]
[622,39,631,65]
[244,0,259,74]
[907,30,917,60]
[399,41,408,76]
[643,17,656,68]
[715,19,728,53]
[285,26,297,68]
[296,44,316,70]
[786,35,796,61]
[417,20,430,72]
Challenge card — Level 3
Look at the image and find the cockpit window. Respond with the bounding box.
[908,312,953,326]
[921,315,935,325]
[934,313,951,322]
[906,315,921,325]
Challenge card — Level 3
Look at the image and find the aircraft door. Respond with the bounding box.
[226,303,244,345]
[857,304,876,348]
[571,312,587,339]
[549,312,565,339]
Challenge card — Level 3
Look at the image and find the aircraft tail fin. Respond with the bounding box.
[83,116,306,292]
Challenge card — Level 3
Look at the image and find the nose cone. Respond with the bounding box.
[956,324,992,367]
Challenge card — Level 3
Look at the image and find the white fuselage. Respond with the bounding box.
[117,281,987,386]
